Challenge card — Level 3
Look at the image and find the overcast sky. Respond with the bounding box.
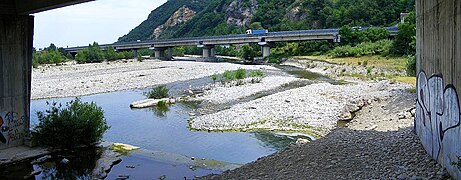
[33,0,167,49]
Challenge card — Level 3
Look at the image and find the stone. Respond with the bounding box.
[60,158,70,165]
[32,155,52,164]
[169,98,176,104]
[296,138,310,144]
[397,173,408,180]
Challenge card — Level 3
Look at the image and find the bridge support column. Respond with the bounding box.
[132,49,138,58]
[154,48,166,60]
[202,45,216,62]
[0,15,33,149]
[167,47,173,61]
[262,46,271,58]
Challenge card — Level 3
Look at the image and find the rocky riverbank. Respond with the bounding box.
[186,57,449,179]
[190,78,413,137]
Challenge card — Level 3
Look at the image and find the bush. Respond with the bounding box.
[211,74,219,82]
[328,40,392,58]
[250,70,265,83]
[406,55,416,77]
[105,46,118,61]
[32,98,109,148]
[75,42,105,63]
[234,68,247,80]
[145,85,169,99]
[223,70,236,81]
[32,49,66,67]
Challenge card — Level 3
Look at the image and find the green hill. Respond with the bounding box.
[118,0,415,42]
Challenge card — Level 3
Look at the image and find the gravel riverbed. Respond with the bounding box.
[31,60,275,99]
[31,59,450,179]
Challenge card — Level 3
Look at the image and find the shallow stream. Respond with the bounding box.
[2,70,316,179]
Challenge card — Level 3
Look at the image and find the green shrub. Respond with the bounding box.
[145,85,169,99]
[32,98,109,148]
[211,74,219,83]
[234,68,247,80]
[32,49,66,66]
[250,70,265,83]
[223,70,236,81]
[75,42,105,64]
[157,100,167,107]
[329,40,392,58]
[104,46,118,61]
[406,55,416,77]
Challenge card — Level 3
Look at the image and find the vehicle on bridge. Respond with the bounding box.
[246,29,268,35]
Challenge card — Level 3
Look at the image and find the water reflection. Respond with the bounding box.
[150,104,170,117]
[0,148,100,180]
[252,131,294,149]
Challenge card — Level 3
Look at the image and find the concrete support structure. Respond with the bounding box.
[167,47,173,61]
[153,48,166,60]
[202,45,215,58]
[0,15,34,150]
[415,0,461,179]
[262,45,271,58]
[132,49,138,58]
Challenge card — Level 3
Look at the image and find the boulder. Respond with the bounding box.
[130,98,175,108]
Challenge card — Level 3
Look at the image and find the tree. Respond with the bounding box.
[391,16,416,55]
[249,22,263,30]
[104,46,118,61]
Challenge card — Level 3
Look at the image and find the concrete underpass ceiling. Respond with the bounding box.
[1,0,93,15]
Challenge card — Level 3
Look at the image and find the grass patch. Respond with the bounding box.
[393,76,416,85]
[297,55,408,72]
[145,85,169,99]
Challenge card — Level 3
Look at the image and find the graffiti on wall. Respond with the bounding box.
[416,71,461,175]
[0,112,25,145]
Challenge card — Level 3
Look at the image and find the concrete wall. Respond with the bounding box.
[0,15,33,150]
[415,0,461,179]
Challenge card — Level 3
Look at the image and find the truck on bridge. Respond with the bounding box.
[246,29,268,35]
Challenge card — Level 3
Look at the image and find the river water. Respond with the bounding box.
[2,82,312,179]
[2,66,323,179]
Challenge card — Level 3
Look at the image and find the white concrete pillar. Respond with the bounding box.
[202,48,211,58]
[202,45,215,59]
[210,47,216,57]
[262,46,271,57]
[154,49,165,60]
[0,15,33,149]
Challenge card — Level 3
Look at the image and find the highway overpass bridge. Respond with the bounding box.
[65,27,398,60]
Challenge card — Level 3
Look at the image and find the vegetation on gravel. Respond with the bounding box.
[32,98,109,148]
[145,85,170,99]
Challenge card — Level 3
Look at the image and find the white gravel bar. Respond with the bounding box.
[193,76,300,104]
[190,80,412,135]
[31,60,276,99]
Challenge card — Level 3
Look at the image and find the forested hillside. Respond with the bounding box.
[118,0,415,42]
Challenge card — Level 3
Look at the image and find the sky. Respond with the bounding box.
[33,0,167,49]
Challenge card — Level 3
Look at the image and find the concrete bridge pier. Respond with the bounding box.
[0,15,33,149]
[132,49,138,58]
[167,47,173,61]
[202,45,215,58]
[153,48,167,60]
[202,45,217,61]
[262,45,271,58]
